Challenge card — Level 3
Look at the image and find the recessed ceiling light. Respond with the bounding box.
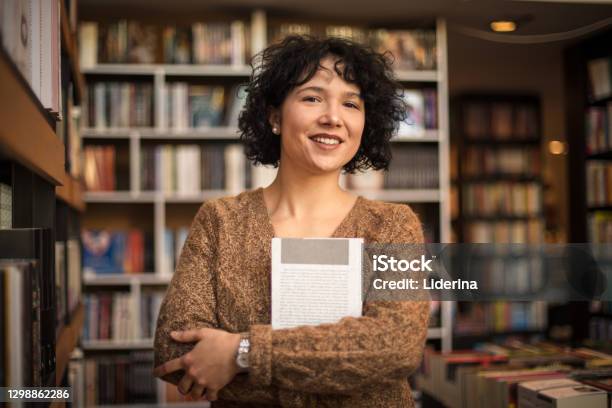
[490,21,517,32]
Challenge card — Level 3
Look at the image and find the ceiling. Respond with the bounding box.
[79,0,612,41]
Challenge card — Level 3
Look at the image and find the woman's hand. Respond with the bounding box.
[153,328,241,401]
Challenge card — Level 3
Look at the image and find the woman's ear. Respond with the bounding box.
[268,109,281,135]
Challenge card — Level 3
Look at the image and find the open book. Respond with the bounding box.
[271,237,363,329]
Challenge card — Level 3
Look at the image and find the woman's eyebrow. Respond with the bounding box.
[297,86,362,99]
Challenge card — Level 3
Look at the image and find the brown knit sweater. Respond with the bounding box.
[154,188,430,407]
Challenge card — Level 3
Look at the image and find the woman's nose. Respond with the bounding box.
[319,105,343,128]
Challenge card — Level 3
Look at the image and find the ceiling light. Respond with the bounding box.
[490,21,517,32]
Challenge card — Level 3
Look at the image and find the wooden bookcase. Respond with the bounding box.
[0,0,86,394]
[564,28,612,345]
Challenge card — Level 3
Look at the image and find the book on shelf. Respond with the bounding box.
[79,20,249,67]
[462,146,541,178]
[83,292,139,341]
[588,211,612,243]
[269,24,437,71]
[0,260,41,387]
[140,143,262,193]
[463,101,538,141]
[55,241,67,327]
[82,229,154,275]
[586,161,612,206]
[1,0,62,117]
[163,83,225,129]
[586,103,612,154]
[397,88,437,138]
[140,291,164,340]
[83,145,116,191]
[454,301,547,336]
[587,57,612,101]
[464,220,544,243]
[77,352,157,405]
[370,29,437,71]
[385,145,439,189]
[0,183,12,229]
[462,182,542,217]
[162,226,189,275]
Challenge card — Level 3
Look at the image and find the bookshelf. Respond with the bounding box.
[0,0,86,391]
[452,94,548,350]
[565,28,612,345]
[74,8,454,404]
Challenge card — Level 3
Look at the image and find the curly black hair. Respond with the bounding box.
[238,35,407,173]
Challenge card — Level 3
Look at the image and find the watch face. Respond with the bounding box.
[237,353,248,368]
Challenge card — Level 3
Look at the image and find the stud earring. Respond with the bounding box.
[272,126,279,135]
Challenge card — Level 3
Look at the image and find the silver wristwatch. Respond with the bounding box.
[236,334,250,373]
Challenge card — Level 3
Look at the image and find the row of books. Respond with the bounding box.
[587,161,612,206]
[399,89,438,135]
[418,343,612,408]
[462,147,541,178]
[454,302,547,335]
[79,20,249,67]
[270,24,437,71]
[86,82,154,128]
[588,212,612,243]
[464,220,544,243]
[343,147,439,190]
[161,227,189,275]
[1,1,62,116]
[82,293,137,341]
[587,57,612,101]
[82,229,154,275]
[462,182,542,217]
[74,352,157,405]
[0,261,42,387]
[386,146,439,189]
[82,290,164,341]
[83,145,116,192]
[463,103,539,141]
[142,144,240,192]
[586,104,612,154]
[0,183,11,229]
[0,229,56,388]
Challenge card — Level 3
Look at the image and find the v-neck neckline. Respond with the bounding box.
[254,187,363,239]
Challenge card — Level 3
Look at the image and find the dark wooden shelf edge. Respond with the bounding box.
[55,302,85,386]
[0,51,65,184]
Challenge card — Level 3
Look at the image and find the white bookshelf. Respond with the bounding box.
[80,12,453,355]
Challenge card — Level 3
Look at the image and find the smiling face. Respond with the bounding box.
[269,56,366,175]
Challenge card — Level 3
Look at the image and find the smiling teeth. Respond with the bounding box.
[312,137,340,145]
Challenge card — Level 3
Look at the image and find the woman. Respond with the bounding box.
[153,35,430,407]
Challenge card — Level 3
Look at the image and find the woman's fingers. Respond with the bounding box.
[171,329,205,343]
[190,384,206,401]
[177,374,194,396]
[153,356,184,377]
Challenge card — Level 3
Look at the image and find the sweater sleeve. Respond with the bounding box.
[247,205,431,395]
[153,202,219,385]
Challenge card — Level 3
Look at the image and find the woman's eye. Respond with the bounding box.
[344,101,360,109]
[303,96,320,102]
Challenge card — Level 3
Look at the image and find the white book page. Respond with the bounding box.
[271,237,363,329]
